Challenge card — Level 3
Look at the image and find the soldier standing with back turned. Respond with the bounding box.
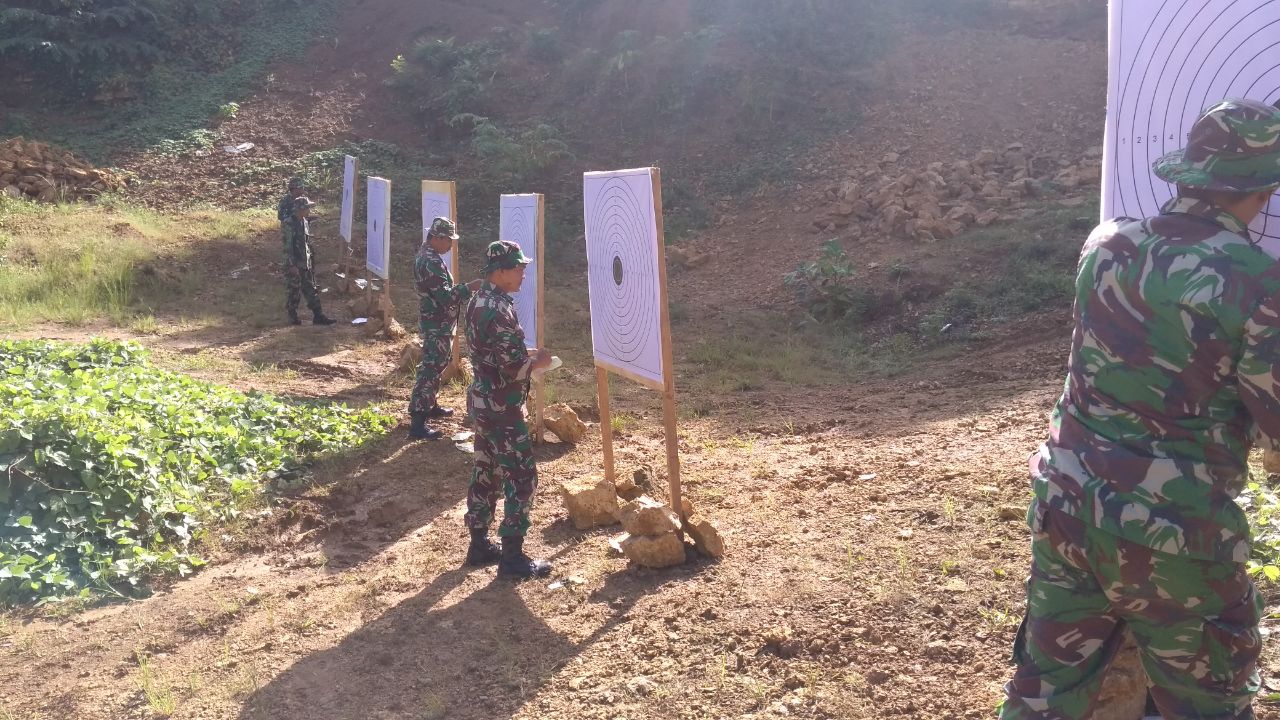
[462,240,553,578]
[408,217,481,440]
[1001,99,1280,719]
[282,196,336,326]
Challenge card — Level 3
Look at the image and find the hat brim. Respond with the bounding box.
[482,258,532,274]
[430,231,460,241]
[1153,149,1280,192]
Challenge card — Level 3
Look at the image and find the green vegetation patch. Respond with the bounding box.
[0,339,393,605]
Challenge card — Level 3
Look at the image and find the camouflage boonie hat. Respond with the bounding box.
[427,216,460,240]
[292,196,317,211]
[1153,98,1280,192]
[287,176,305,190]
[482,240,531,274]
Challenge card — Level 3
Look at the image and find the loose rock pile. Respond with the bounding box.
[0,137,125,203]
[560,472,726,568]
[817,144,1102,241]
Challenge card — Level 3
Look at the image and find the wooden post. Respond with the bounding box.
[596,366,615,484]
[534,193,547,443]
[448,186,461,370]
[650,167,682,520]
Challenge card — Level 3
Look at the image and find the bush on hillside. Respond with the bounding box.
[0,0,282,101]
[0,339,393,605]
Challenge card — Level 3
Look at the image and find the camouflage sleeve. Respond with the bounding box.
[417,258,471,311]
[282,222,296,267]
[492,304,533,383]
[277,196,291,223]
[1239,290,1280,449]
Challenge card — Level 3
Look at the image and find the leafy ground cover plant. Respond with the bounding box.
[0,339,393,605]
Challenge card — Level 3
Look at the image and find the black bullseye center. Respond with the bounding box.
[612,256,623,286]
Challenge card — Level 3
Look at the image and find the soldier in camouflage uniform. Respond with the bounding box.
[282,196,336,326]
[1002,99,1280,719]
[408,217,481,440]
[462,240,553,578]
[278,176,305,225]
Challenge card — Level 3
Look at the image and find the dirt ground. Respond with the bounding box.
[4,310,1280,720]
[6,1,1280,719]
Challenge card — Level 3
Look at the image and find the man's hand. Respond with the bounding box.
[531,348,552,370]
[466,279,483,292]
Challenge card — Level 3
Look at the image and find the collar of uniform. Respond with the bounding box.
[1160,196,1251,240]
[481,279,512,302]
[418,241,441,258]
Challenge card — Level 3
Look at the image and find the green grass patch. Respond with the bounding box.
[0,339,394,605]
[0,195,275,327]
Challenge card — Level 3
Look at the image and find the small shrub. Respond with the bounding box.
[216,102,239,121]
[783,239,867,323]
[528,27,565,63]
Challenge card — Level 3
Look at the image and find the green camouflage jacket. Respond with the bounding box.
[277,194,295,223]
[414,243,469,325]
[282,216,312,270]
[1033,196,1280,562]
[465,281,531,417]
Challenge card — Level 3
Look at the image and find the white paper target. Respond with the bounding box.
[421,182,457,280]
[366,177,391,279]
[583,168,666,387]
[500,194,542,349]
[1103,0,1280,240]
[339,155,356,244]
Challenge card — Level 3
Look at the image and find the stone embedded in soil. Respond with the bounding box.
[997,505,1025,521]
[619,496,681,537]
[560,477,620,530]
[620,532,686,568]
[614,473,642,501]
[625,675,656,696]
[541,403,587,444]
[685,514,725,559]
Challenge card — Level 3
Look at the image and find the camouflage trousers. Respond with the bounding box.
[408,322,454,415]
[285,268,323,317]
[464,411,537,538]
[1001,502,1261,720]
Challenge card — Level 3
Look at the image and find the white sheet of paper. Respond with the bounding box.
[340,155,356,244]
[422,186,456,278]
[1103,0,1280,240]
[500,194,542,349]
[366,177,391,279]
[583,168,666,387]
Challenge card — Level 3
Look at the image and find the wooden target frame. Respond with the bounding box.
[500,193,546,442]
[422,180,462,370]
[584,167,683,520]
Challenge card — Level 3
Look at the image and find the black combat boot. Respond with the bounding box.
[464,527,501,566]
[287,309,301,326]
[426,405,454,419]
[498,536,552,579]
[408,412,442,440]
[312,312,336,325]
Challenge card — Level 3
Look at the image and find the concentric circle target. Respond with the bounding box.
[503,201,539,347]
[585,177,659,370]
[1110,0,1280,240]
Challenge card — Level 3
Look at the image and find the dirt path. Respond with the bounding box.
[4,309,1279,720]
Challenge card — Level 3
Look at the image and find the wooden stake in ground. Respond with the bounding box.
[582,167,682,520]
[364,176,397,334]
[336,155,360,294]
[500,193,546,442]
[421,180,461,370]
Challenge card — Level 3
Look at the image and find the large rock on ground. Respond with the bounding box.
[1264,449,1280,474]
[620,496,681,537]
[685,515,725,559]
[621,533,686,569]
[542,403,587,444]
[398,342,423,374]
[561,477,619,530]
[1094,630,1147,720]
